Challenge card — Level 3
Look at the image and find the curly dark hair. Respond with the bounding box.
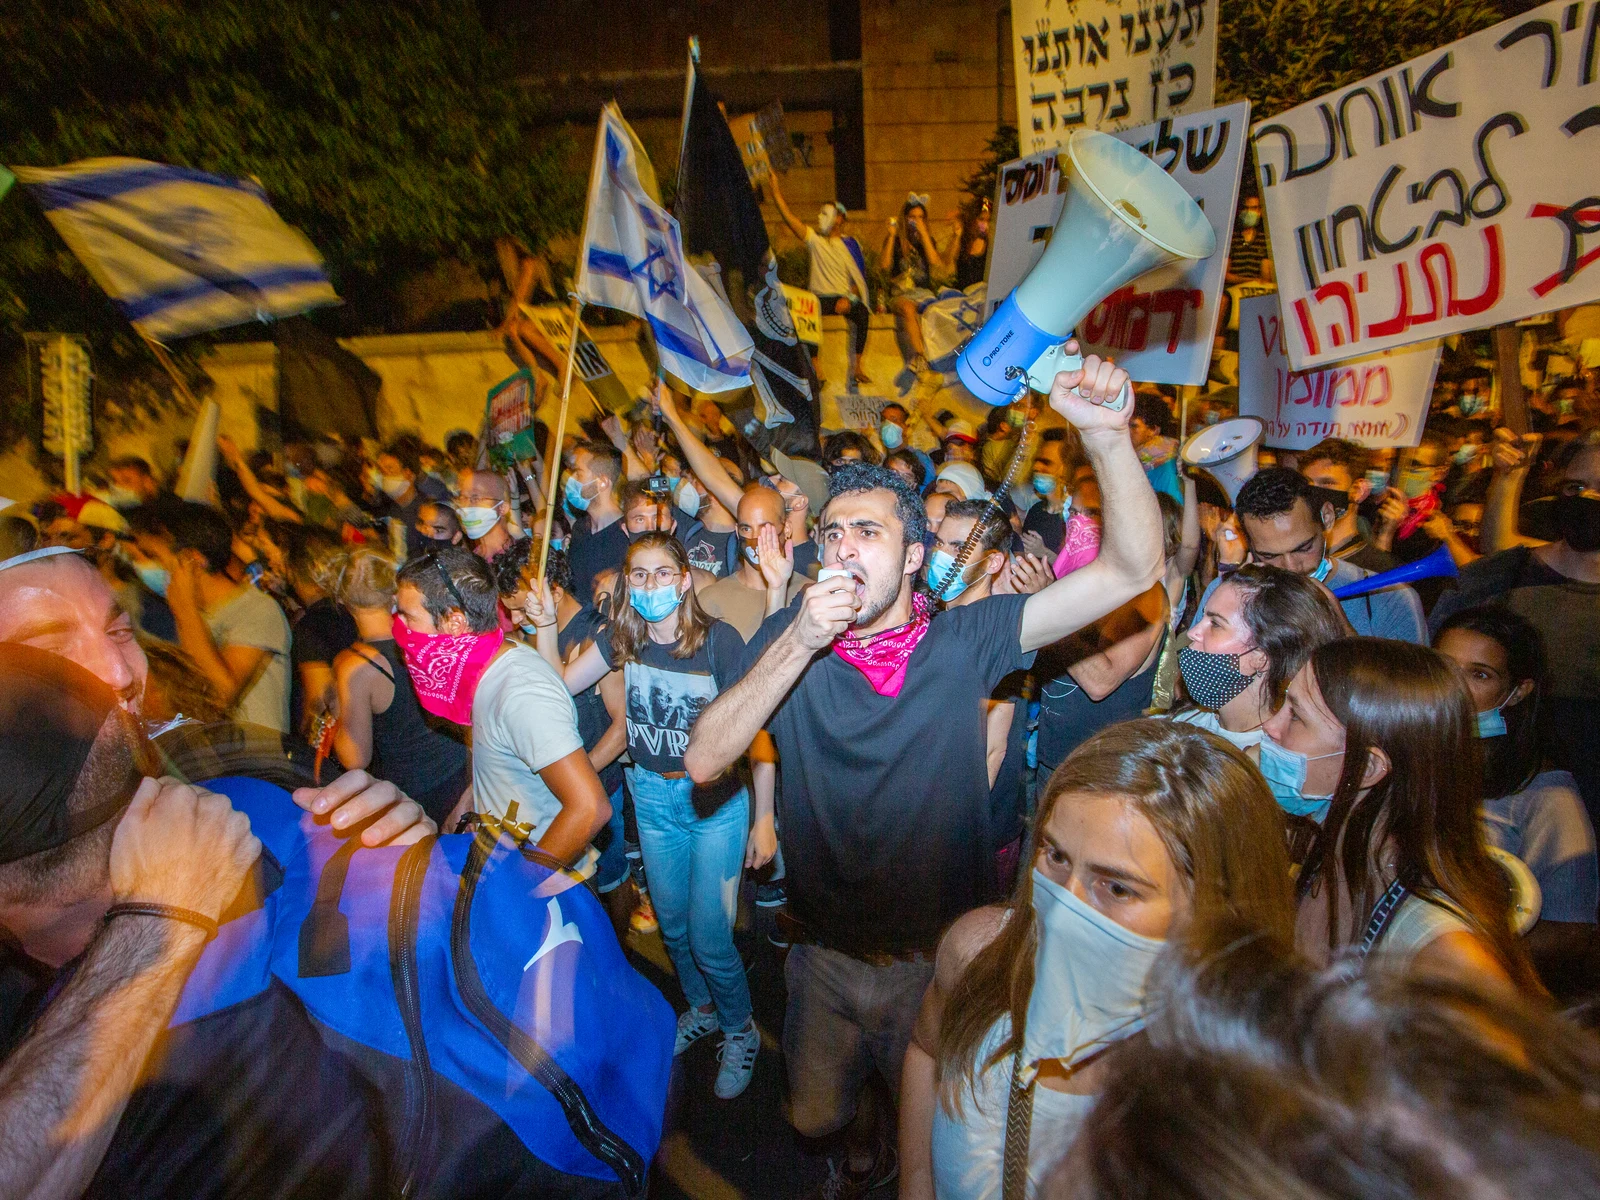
[824,461,928,547]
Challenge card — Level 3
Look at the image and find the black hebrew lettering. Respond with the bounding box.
[1185,119,1229,173]
[1467,112,1526,220]
[1088,18,1110,64]
[1022,161,1044,198]
[1109,79,1131,120]
[1337,87,1392,158]
[1568,105,1600,135]
[1378,76,1404,141]
[1368,164,1419,255]
[1151,119,1182,170]
[1156,2,1180,51]
[1089,82,1111,121]
[1254,105,1338,186]
[1064,87,1087,126]
[1122,9,1153,54]
[1180,0,1205,42]
[1329,205,1372,269]
[1295,224,1322,290]
[1031,91,1057,132]
[1583,1,1599,85]
[1568,2,1583,33]
[1400,53,1458,130]
[1409,168,1470,240]
[1497,18,1560,88]
[1167,63,1196,107]
[1053,29,1072,70]
[1538,196,1600,290]
[1023,34,1038,74]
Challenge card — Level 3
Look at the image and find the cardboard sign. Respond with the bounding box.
[1254,0,1600,369]
[782,285,822,346]
[986,101,1250,385]
[835,394,892,431]
[730,103,795,184]
[1013,0,1218,153]
[1238,293,1440,449]
[519,302,633,413]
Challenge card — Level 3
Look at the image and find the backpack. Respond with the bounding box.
[97,775,674,1199]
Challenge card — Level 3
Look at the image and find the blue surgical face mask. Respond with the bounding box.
[1453,443,1480,465]
[880,421,904,450]
[1032,473,1057,497]
[1310,556,1333,583]
[630,583,684,624]
[564,474,592,512]
[137,564,171,597]
[1257,732,1341,820]
[924,547,974,602]
[1475,706,1507,738]
[1458,394,1484,417]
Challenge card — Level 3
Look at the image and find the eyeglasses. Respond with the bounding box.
[627,567,683,588]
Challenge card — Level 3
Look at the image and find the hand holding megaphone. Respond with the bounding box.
[1045,340,1134,432]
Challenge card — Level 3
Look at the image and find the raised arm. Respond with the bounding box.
[1020,354,1165,653]
[1064,584,1167,700]
[0,778,259,1200]
[684,579,857,783]
[658,388,745,515]
[216,436,303,525]
[766,170,810,244]
[1483,429,1545,553]
[1174,472,1202,582]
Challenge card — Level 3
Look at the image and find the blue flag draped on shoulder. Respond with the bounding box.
[11,158,338,342]
[575,105,753,395]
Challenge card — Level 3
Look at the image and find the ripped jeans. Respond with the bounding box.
[627,767,752,1032]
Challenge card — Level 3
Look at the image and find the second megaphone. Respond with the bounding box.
[956,129,1215,409]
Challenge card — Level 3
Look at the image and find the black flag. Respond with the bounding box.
[676,67,821,458]
[273,316,381,441]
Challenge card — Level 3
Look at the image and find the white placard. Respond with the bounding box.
[1238,293,1440,449]
[986,101,1249,385]
[835,394,892,430]
[1013,0,1218,153]
[1253,0,1600,369]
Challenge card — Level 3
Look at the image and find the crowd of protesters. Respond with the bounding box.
[1,290,1599,1198]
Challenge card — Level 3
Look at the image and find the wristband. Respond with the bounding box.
[105,902,219,942]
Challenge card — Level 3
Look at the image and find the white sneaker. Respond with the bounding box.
[674,1007,718,1056]
[714,1020,760,1099]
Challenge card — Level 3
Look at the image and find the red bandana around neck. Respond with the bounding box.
[832,592,933,698]
[390,614,504,725]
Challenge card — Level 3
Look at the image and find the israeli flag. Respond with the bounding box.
[11,158,337,341]
[576,105,752,394]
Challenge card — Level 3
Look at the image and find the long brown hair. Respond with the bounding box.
[1297,637,1539,993]
[936,718,1297,1110]
[606,532,714,664]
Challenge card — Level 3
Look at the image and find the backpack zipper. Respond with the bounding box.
[451,833,648,1196]
[389,836,437,1199]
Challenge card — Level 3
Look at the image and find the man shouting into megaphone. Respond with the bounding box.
[683,349,1162,1192]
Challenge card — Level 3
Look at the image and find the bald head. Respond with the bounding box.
[457,470,508,505]
[0,554,147,710]
[737,484,786,528]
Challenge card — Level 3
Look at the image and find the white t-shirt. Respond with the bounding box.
[805,228,867,300]
[205,585,291,733]
[1169,707,1262,752]
[471,643,593,874]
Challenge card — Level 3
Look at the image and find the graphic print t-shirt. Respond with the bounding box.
[595,618,745,812]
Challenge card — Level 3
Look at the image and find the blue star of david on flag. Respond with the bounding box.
[576,104,752,394]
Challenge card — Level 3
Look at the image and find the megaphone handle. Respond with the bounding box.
[1072,378,1132,413]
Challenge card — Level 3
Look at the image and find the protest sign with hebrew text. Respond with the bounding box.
[986,101,1248,385]
[1238,293,1439,450]
[1253,0,1600,369]
[1013,0,1217,153]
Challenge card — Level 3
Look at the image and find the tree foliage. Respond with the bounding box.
[0,0,582,344]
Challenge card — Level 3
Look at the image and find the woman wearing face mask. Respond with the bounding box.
[1263,638,1541,994]
[1172,565,1351,759]
[1434,607,1597,985]
[553,533,770,1100]
[331,548,472,824]
[899,719,1296,1200]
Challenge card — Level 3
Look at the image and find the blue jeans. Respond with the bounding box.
[593,785,628,893]
[628,767,752,1033]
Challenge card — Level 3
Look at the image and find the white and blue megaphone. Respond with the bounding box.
[957,129,1216,410]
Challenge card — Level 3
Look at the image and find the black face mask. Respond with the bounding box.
[1178,646,1259,710]
[1554,494,1600,553]
[1305,485,1350,519]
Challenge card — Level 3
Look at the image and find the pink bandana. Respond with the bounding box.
[832,593,933,698]
[1052,512,1102,578]
[390,614,504,725]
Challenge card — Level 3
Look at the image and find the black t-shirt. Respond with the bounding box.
[739,593,1035,954]
[596,618,746,812]
[290,596,358,727]
[679,519,736,578]
[559,606,624,795]
[567,518,629,607]
[1023,503,1067,555]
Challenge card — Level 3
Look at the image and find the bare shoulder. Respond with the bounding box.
[334,644,379,682]
[935,904,1010,990]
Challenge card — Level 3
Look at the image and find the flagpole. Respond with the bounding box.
[537,293,585,585]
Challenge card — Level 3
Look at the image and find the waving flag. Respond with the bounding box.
[676,61,822,456]
[576,105,753,395]
[11,157,337,341]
